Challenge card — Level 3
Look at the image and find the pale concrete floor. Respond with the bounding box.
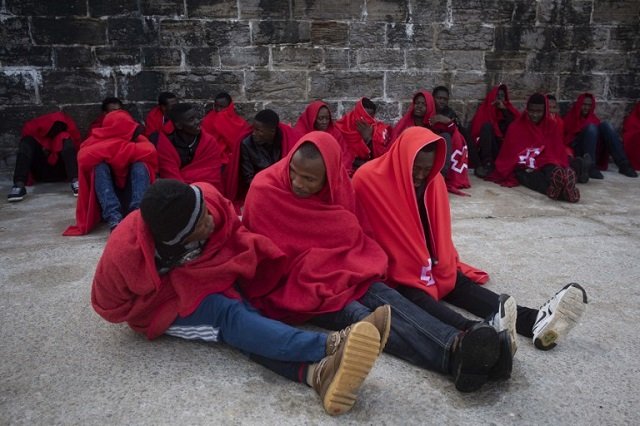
[1,170,639,425]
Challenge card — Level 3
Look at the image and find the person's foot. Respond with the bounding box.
[532,283,588,350]
[546,166,565,200]
[618,164,638,178]
[450,323,500,392]
[474,162,494,179]
[570,155,590,184]
[562,168,580,203]
[488,329,514,381]
[489,294,517,355]
[360,305,391,354]
[7,185,27,202]
[588,166,604,179]
[71,179,79,197]
[312,321,381,416]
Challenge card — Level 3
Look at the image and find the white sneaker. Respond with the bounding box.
[532,283,588,350]
[490,294,518,355]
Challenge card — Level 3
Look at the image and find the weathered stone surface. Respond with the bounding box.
[485,52,527,72]
[272,46,322,69]
[55,47,94,69]
[187,0,237,19]
[354,49,404,70]
[253,21,311,45]
[140,0,184,16]
[62,103,103,137]
[490,72,558,100]
[559,74,606,99]
[385,71,448,99]
[443,51,484,71]
[292,0,364,20]
[536,0,592,25]
[495,25,607,52]
[185,48,220,68]
[159,19,207,47]
[436,24,493,50]
[32,18,108,45]
[0,17,31,50]
[0,72,39,105]
[167,71,244,100]
[451,0,515,24]
[575,53,627,73]
[349,23,386,48]
[410,0,448,23]
[626,53,640,72]
[117,70,165,101]
[234,101,263,120]
[310,22,349,46]
[512,0,537,24]
[387,23,434,48]
[592,0,640,24]
[96,48,142,66]
[5,0,87,16]
[365,0,409,22]
[109,18,159,46]
[609,74,640,100]
[324,49,351,69]
[239,0,291,19]
[0,46,52,67]
[310,71,384,100]
[220,47,269,68]
[246,71,307,101]
[526,51,578,73]
[406,49,443,71]
[142,47,182,67]
[262,101,311,124]
[89,0,139,17]
[204,21,251,47]
[0,105,56,161]
[40,71,115,105]
[608,25,640,50]
[365,100,401,124]
[451,72,490,100]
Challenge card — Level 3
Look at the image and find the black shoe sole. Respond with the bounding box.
[454,325,500,392]
[489,330,513,381]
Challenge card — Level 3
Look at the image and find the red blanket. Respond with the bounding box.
[91,182,288,339]
[144,105,175,137]
[488,95,568,187]
[63,110,158,236]
[242,131,388,323]
[201,101,251,163]
[21,111,81,167]
[470,84,520,141]
[563,93,608,170]
[353,127,487,301]
[156,130,225,191]
[623,103,640,170]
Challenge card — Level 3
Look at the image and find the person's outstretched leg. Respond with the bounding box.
[127,162,151,213]
[94,162,124,229]
[599,122,638,177]
[573,124,602,179]
[60,138,79,195]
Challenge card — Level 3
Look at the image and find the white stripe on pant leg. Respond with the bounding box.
[165,325,220,342]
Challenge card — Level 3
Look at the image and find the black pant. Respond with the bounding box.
[13,136,78,185]
[399,271,538,337]
[514,164,558,196]
[478,123,503,165]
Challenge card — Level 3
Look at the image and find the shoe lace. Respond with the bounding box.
[326,326,350,355]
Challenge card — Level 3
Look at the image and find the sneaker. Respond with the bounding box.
[360,305,391,354]
[71,179,79,197]
[570,155,590,184]
[618,164,638,178]
[532,283,588,350]
[7,186,27,202]
[450,323,500,392]
[546,166,564,200]
[488,329,513,381]
[474,162,494,179]
[489,294,517,355]
[312,321,381,416]
[562,168,580,203]
[588,166,604,179]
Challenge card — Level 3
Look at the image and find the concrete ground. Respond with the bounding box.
[1,170,639,425]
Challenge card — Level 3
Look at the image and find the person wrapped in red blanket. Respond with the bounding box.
[201,92,251,164]
[563,93,637,179]
[334,97,391,175]
[91,179,383,416]
[487,93,580,203]
[623,102,640,171]
[63,110,157,235]
[353,125,587,362]
[8,111,81,202]
[154,103,226,192]
[243,130,506,393]
[88,97,123,134]
[144,92,177,137]
[392,90,471,195]
[470,84,520,178]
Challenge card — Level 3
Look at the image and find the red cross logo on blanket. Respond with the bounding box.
[420,259,436,286]
[518,146,544,169]
[450,145,468,174]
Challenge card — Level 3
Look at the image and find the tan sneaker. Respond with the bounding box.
[312,321,381,416]
[360,305,391,354]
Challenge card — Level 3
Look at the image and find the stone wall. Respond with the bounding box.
[1,0,639,168]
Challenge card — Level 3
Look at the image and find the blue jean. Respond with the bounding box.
[94,161,150,227]
[312,282,459,374]
[572,122,628,166]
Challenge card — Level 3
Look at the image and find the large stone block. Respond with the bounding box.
[204,21,251,47]
[187,0,237,18]
[387,23,434,48]
[609,74,640,100]
[349,23,386,48]
[406,49,443,71]
[443,51,484,71]
[410,0,448,23]
[495,25,607,52]
[62,103,103,138]
[292,0,364,20]
[367,101,401,125]
[55,47,94,69]
[96,48,142,66]
[593,0,640,24]
[220,47,270,68]
[354,48,404,70]
[490,72,558,100]
[186,48,221,68]
[536,0,592,25]
[89,0,139,17]
[559,74,606,99]
[5,0,87,16]
[310,71,384,100]
[451,0,515,24]
[568,26,608,51]
[40,71,115,105]
[117,70,165,101]
[526,51,578,73]
[253,21,311,45]
[0,46,52,67]
[310,22,349,46]
[261,101,311,125]
[365,0,409,22]
[272,46,323,69]
[0,72,39,105]
[608,25,640,50]
[451,72,491,100]
[0,17,31,49]
[167,71,244,100]
[234,102,263,121]
[385,71,448,99]
[485,52,527,72]
[159,19,208,47]
[239,0,291,19]
[142,47,183,67]
[109,18,159,46]
[246,71,307,101]
[627,53,640,72]
[512,0,537,24]
[324,49,351,69]
[575,53,627,73]
[140,0,184,16]
[32,18,107,45]
[436,24,493,50]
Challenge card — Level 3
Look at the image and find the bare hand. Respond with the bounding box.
[356,119,373,142]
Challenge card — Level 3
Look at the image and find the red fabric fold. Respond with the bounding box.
[21,111,81,166]
[201,101,251,163]
[470,84,521,142]
[242,131,388,323]
[91,182,288,339]
[623,103,640,170]
[144,105,175,137]
[353,127,487,301]
[63,110,158,236]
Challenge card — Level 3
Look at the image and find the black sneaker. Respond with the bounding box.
[71,179,79,197]
[488,330,514,381]
[588,166,604,179]
[474,163,494,179]
[451,323,500,392]
[570,155,590,184]
[618,164,638,178]
[7,186,27,202]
